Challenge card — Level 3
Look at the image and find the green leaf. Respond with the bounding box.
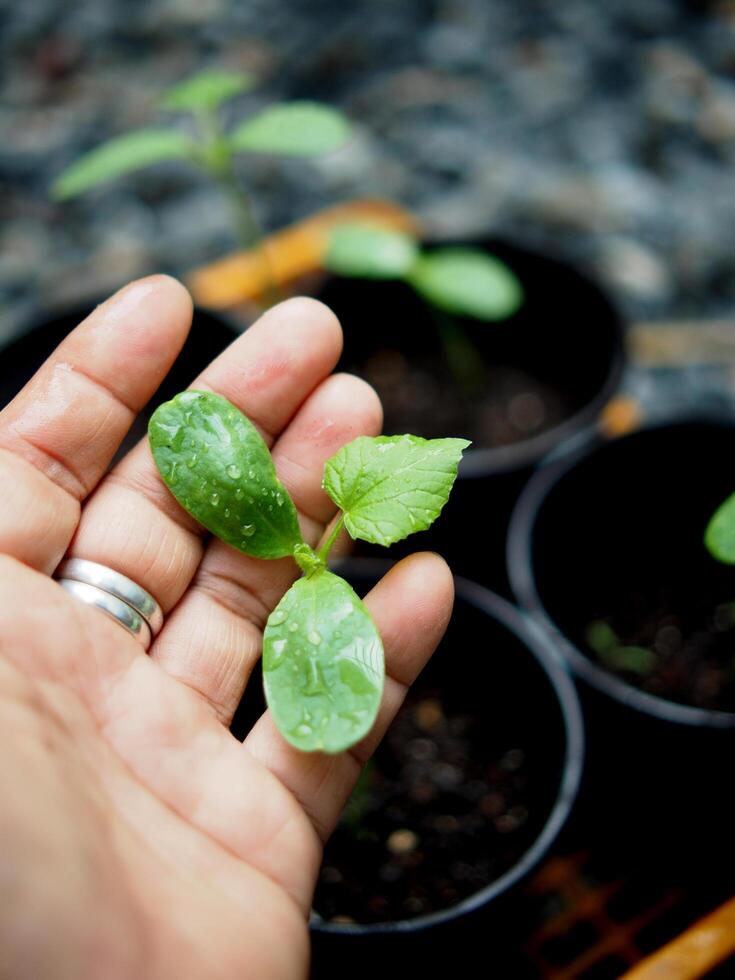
[600,645,658,677]
[159,69,255,112]
[231,102,351,156]
[585,620,619,657]
[407,247,524,321]
[325,224,419,279]
[322,434,470,547]
[705,492,735,564]
[51,129,192,200]
[149,391,302,559]
[263,568,384,753]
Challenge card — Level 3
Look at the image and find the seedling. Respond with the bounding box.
[585,620,658,677]
[324,223,524,389]
[51,68,352,301]
[148,390,468,753]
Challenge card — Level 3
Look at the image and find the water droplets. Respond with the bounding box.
[248,469,256,480]
[185,454,198,469]
[234,488,244,500]
[240,524,255,538]
[288,621,298,633]
[270,609,288,626]
[209,492,220,507]
[307,629,322,646]
[226,464,241,479]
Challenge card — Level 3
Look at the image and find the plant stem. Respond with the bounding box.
[317,514,346,564]
[196,109,282,308]
[430,308,485,394]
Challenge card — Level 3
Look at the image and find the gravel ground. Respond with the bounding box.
[2,0,735,342]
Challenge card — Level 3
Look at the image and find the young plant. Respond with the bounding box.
[51,68,352,300]
[148,390,468,753]
[324,223,524,389]
[585,619,658,677]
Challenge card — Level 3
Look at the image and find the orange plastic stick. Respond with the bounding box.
[623,896,735,979]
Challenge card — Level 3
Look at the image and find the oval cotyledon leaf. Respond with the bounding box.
[149,390,302,559]
[705,491,735,564]
[263,569,384,753]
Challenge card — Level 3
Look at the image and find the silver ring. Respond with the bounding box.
[56,558,163,636]
[58,580,153,650]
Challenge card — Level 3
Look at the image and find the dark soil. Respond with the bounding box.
[359,346,572,450]
[306,569,570,929]
[313,686,537,925]
[581,582,735,713]
[527,421,735,716]
[318,240,621,456]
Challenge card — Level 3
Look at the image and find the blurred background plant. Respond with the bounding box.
[324,223,523,390]
[3,0,735,343]
[50,67,351,304]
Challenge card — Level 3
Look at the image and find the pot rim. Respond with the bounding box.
[310,557,585,936]
[458,238,626,478]
[0,300,239,355]
[507,413,735,730]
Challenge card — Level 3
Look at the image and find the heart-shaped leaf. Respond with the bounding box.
[323,434,470,547]
[408,247,523,321]
[325,224,419,279]
[149,391,302,559]
[231,102,351,156]
[263,569,384,753]
[51,129,192,200]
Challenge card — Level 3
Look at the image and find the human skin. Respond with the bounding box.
[0,277,454,980]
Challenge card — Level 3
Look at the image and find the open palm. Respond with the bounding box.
[0,277,453,980]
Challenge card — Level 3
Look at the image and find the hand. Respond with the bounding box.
[0,277,454,980]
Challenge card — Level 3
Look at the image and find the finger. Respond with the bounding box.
[243,553,455,841]
[67,298,343,613]
[150,372,382,723]
[0,276,192,572]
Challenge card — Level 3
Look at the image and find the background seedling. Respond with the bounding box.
[51,68,352,304]
[149,389,468,753]
[324,223,524,391]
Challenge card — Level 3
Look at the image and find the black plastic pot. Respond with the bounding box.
[317,238,625,593]
[0,303,239,441]
[309,559,584,979]
[319,238,625,477]
[507,417,735,863]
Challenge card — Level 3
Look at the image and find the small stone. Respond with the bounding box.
[413,698,444,732]
[499,748,525,772]
[386,829,419,855]
[433,814,459,833]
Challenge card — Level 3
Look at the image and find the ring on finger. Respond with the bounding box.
[57,558,163,635]
[57,579,153,649]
